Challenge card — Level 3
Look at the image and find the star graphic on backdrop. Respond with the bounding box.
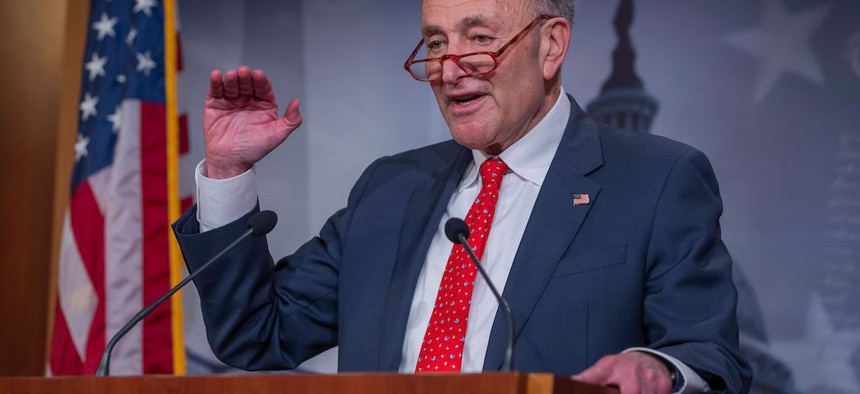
[126,27,137,46]
[845,32,860,80]
[74,135,90,162]
[84,53,107,81]
[91,12,118,41]
[135,51,156,76]
[107,108,122,132]
[722,0,831,103]
[770,293,860,393]
[133,0,157,17]
[79,93,98,121]
[116,74,126,84]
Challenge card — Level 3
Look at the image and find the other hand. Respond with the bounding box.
[203,66,303,179]
[572,352,673,394]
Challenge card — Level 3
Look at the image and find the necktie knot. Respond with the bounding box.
[479,158,508,190]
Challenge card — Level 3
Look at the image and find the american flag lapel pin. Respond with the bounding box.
[572,193,590,207]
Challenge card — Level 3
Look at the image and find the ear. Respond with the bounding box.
[539,18,571,80]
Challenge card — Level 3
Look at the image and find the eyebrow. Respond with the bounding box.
[421,14,501,37]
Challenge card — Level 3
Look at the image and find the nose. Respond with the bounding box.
[440,56,468,84]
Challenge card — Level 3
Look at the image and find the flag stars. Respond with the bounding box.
[79,93,98,121]
[133,0,157,16]
[136,51,156,76]
[126,28,138,46]
[84,53,107,81]
[107,107,122,132]
[92,12,118,41]
[74,134,90,161]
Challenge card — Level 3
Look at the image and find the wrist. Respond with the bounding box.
[205,157,251,179]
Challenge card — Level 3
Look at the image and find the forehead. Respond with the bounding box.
[421,0,531,30]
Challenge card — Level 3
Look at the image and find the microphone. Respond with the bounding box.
[95,210,278,376]
[444,217,514,372]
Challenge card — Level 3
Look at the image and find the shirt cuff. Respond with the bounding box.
[195,160,258,232]
[622,347,710,394]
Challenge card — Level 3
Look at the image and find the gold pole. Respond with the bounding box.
[163,0,187,376]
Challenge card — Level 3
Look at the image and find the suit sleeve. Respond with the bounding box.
[643,149,753,393]
[172,159,381,371]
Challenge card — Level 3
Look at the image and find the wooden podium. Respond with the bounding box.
[0,372,617,394]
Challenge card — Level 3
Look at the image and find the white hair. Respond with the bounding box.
[533,0,575,24]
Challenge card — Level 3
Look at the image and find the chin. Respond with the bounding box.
[444,112,505,150]
[449,129,495,151]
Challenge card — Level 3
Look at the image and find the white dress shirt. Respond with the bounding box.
[194,87,707,393]
[399,90,570,372]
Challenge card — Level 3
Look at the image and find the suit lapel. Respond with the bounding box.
[483,101,604,371]
[377,144,472,370]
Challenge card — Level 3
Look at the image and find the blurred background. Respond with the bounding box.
[1,0,858,393]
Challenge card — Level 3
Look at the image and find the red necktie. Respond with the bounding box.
[415,158,509,372]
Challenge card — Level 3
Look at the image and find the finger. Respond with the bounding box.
[208,70,224,98]
[262,99,302,149]
[573,359,613,385]
[237,65,253,96]
[223,69,239,98]
[252,69,276,102]
[280,98,303,130]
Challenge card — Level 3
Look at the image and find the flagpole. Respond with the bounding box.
[163,0,187,376]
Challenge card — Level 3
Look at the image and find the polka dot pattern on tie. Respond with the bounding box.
[415,158,509,373]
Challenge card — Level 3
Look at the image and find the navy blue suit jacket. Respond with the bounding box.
[173,101,751,393]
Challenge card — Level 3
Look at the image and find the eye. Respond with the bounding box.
[426,40,445,50]
[473,35,493,44]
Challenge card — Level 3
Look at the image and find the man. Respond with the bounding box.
[173,0,751,392]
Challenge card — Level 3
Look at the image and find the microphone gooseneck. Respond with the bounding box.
[95,210,278,376]
[444,217,514,372]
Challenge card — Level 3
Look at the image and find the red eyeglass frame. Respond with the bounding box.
[403,15,559,82]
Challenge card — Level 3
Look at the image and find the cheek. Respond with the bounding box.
[490,80,530,118]
[494,58,543,97]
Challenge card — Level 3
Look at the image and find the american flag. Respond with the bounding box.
[50,0,192,375]
[572,193,590,207]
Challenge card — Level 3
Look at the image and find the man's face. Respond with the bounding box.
[422,0,554,155]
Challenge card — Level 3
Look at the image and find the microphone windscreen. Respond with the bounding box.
[248,210,278,236]
[444,217,469,244]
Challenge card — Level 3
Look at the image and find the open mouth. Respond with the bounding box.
[453,94,483,104]
[451,93,484,105]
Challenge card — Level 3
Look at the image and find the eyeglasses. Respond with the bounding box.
[404,15,558,82]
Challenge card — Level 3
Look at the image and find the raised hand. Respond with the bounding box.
[203,66,303,179]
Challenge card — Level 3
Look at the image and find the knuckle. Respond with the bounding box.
[642,368,657,380]
[597,354,618,367]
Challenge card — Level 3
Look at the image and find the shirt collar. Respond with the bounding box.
[460,87,571,190]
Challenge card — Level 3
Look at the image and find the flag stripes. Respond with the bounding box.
[50,0,189,376]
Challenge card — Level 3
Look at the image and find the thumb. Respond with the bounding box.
[281,98,303,129]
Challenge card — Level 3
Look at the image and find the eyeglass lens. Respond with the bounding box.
[409,53,496,81]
